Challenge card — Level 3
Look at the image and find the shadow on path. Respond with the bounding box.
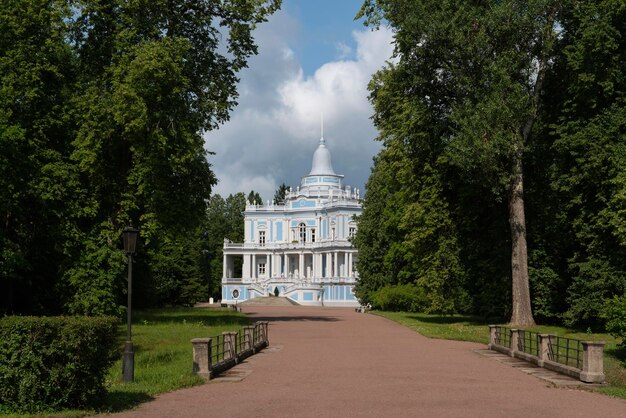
[249,315,340,323]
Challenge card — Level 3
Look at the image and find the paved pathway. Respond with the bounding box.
[110,306,626,417]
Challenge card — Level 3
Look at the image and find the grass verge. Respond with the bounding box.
[0,307,250,417]
[373,311,626,400]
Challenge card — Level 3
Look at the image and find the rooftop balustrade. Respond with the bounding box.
[223,240,355,250]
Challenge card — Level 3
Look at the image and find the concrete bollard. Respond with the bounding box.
[191,338,212,380]
[580,341,605,383]
[488,325,497,350]
[537,334,553,367]
[243,326,254,352]
[260,321,269,344]
[509,329,519,357]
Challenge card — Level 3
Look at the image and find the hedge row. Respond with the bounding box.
[370,284,429,312]
[0,315,118,413]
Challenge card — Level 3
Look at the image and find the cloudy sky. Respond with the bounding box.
[204,0,395,201]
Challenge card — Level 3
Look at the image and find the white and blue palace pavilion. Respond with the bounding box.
[221,135,362,307]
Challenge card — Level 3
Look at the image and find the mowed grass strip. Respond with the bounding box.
[104,307,250,412]
[373,311,626,399]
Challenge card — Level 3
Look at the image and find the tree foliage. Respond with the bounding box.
[248,190,263,205]
[273,183,288,205]
[0,0,280,315]
[203,193,246,299]
[355,0,626,326]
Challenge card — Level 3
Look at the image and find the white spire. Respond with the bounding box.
[309,120,336,175]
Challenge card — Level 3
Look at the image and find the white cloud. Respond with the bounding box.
[335,41,353,59]
[204,11,394,201]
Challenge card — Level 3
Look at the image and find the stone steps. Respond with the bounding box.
[238,296,299,306]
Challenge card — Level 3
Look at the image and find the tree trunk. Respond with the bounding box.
[508,152,535,327]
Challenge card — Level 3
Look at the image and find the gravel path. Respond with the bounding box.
[108,306,626,417]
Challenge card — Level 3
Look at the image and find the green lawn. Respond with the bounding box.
[0,307,250,418]
[373,311,626,399]
[104,308,251,412]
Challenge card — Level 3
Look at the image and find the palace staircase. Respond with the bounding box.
[238,296,300,306]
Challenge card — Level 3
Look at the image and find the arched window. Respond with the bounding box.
[299,222,306,242]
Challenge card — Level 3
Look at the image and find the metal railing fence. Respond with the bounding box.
[518,329,540,357]
[549,336,582,369]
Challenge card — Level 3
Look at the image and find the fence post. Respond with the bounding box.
[580,341,605,383]
[256,321,268,344]
[223,332,238,362]
[488,325,497,349]
[261,321,269,344]
[243,326,254,352]
[191,338,212,380]
[537,334,552,367]
[509,329,519,357]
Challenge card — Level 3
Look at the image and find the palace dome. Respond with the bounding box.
[309,138,336,175]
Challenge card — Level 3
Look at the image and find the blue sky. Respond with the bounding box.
[282,0,367,76]
[204,0,394,200]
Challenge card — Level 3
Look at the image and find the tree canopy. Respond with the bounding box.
[355,0,626,327]
[0,0,280,315]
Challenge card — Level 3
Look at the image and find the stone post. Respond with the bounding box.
[223,332,238,361]
[488,325,498,349]
[538,334,553,367]
[191,338,212,380]
[257,321,269,344]
[580,341,605,383]
[243,326,254,352]
[509,329,519,357]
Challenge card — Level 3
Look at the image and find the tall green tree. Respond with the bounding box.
[0,0,280,315]
[355,63,468,313]
[273,183,288,205]
[0,0,77,314]
[203,193,246,299]
[545,0,626,325]
[359,0,568,325]
[247,190,263,205]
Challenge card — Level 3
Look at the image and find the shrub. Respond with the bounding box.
[603,295,626,351]
[370,284,429,312]
[0,316,118,413]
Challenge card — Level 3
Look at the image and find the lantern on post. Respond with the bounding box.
[122,226,139,382]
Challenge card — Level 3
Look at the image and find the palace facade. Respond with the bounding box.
[221,136,362,307]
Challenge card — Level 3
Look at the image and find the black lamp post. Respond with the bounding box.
[122,226,139,383]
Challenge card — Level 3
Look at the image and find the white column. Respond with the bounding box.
[283,254,287,277]
[314,253,320,279]
[334,252,338,278]
[242,253,248,279]
[324,253,329,278]
[285,254,291,276]
[272,254,278,276]
[343,253,348,278]
[299,253,304,279]
[223,254,227,278]
[348,252,353,277]
[252,254,256,279]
